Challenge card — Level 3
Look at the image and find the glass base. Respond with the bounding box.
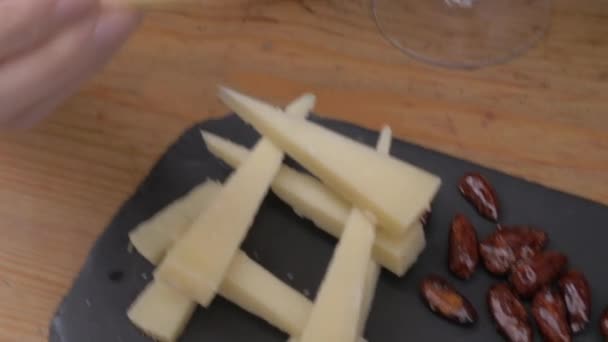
[372,0,552,69]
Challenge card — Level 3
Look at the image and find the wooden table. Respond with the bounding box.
[1,0,607,340]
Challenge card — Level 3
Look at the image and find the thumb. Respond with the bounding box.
[0,0,98,59]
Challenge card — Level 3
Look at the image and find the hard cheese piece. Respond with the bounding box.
[358,261,380,336]
[127,281,196,342]
[128,180,222,264]
[354,126,389,336]
[128,251,313,341]
[155,139,283,306]
[299,209,376,342]
[219,252,312,335]
[219,86,441,236]
[155,94,315,306]
[288,263,376,342]
[202,131,426,276]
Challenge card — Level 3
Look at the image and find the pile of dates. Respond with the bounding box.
[420,172,606,341]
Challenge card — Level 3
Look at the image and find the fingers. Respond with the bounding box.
[0,8,141,126]
[0,0,98,59]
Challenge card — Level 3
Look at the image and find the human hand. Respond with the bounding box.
[0,0,142,129]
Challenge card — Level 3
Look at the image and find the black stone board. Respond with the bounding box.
[50,114,608,341]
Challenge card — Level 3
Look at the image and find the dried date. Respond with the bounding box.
[600,308,608,338]
[509,251,567,298]
[488,283,533,342]
[449,214,479,279]
[558,270,591,334]
[532,287,571,342]
[420,275,477,325]
[458,172,500,221]
[480,226,548,275]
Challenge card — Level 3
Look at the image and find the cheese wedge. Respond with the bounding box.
[218,86,441,236]
[299,208,376,342]
[354,126,389,337]
[219,252,312,334]
[296,126,391,342]
[155,94,315,306]
[127,281,196,342]
[202,131,426,276]
[358,261,380,336]
[129,180,222,264]
[128,251,313,341]
[129,95,316,339]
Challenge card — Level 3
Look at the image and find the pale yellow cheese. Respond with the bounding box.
[155,139,282,306]
[297,127,391,342]
[287,258,376,342]
[358,261,380,336]
[155,94,315,306]
[128,180,222,264]
[127,281,196,342]
[299,208,376,342]
[128,251,313,340]
[202,131,426,276]
[130,93,313,266]
[218,86,441,236]
[128,94,316,339]
[219,252,312,334]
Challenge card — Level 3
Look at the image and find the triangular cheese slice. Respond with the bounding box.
[299,208,376,342]
[155,94,315,306]
[218,86,441,236]
[298,126,391,342]
[202,131,426,276]
[129,180,222,264]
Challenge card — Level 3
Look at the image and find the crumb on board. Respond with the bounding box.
[287,273,294,281]
[141,273,148,280]
[127,243,134,254]
[85,299,91,307]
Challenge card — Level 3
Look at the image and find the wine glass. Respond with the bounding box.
[371,0,552,69]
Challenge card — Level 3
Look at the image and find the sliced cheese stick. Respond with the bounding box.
[295,126,391,342]
[128,95,317,340]
[299,208,375,342]
[358,261,380,336]
[127,280,196,342]
[155,94,315,306]
[202,131,426,276]
[129,180,222,264]
[128,148,376,341]
[287,263,376,342]
[128,251,311,341]
[218,86,441,236]
[353,126,391,337]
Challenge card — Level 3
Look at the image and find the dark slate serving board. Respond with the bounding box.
[50,114,608,342]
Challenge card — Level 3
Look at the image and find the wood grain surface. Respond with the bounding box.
[1,0,607,340]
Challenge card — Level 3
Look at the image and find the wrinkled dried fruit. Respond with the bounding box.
[480,226,548,275]
[601,308,608,338]
[420,275,477,325]
[510,251,567,298]
[459,172,500,221]
[558,270,591,334]
[488,283,533,342]
[532,287,571,342]
[449,214,479,279]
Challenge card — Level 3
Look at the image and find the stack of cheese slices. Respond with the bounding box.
[126,87,442,342]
